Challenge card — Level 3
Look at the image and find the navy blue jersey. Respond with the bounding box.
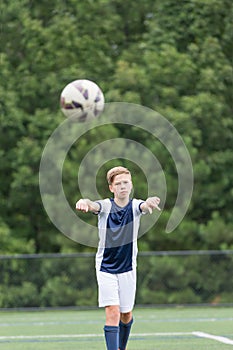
[95,198,144,274]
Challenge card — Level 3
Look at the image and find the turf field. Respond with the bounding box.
[0,306,232,350]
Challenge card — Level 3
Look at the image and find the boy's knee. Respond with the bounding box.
[120,311,132,324]
[105,305,120,325]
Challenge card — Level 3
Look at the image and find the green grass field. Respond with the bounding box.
[0,306,232,350]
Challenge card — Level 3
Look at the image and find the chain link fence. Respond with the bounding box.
[0,251,232,309]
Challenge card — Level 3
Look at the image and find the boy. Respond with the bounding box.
[76,166,161,350]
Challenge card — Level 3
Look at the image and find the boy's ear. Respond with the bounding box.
[109,184,114,193]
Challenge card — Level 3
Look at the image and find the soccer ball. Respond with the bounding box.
[60,79,105,122]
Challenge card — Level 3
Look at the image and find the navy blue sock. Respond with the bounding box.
[104,325,119,350]
[119,318,133,350]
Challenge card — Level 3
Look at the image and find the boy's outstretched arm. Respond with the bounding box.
[140,196,161,214]
[76,199,100,213]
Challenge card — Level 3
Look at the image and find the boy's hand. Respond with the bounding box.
[76,199,89,212]
[75,199,100,213]
[145,196,161,214]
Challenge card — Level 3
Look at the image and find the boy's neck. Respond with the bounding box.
[114,197,130,208]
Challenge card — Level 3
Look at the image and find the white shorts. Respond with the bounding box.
[96,269,136,313]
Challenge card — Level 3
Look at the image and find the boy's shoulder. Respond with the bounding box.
[95,198,111,213]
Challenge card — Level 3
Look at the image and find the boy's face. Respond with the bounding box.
[109,173,132,199]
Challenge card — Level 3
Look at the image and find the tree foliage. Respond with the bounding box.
[0,0,232,256]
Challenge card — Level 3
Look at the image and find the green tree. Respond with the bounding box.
[1,0,232,254]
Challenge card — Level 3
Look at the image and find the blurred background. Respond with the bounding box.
[0,0,232,308]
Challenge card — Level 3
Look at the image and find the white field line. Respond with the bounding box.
[0,332,192,340]
[193,331,233,345]
[1,332,233,345]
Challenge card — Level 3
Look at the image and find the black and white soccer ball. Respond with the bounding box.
[60,79,105,122]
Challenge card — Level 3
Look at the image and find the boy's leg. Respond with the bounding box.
[119,313,133,350]
[118,270,137,350]
[104,325,119,350]
[96,271,120,349]
[104,305,120,350]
